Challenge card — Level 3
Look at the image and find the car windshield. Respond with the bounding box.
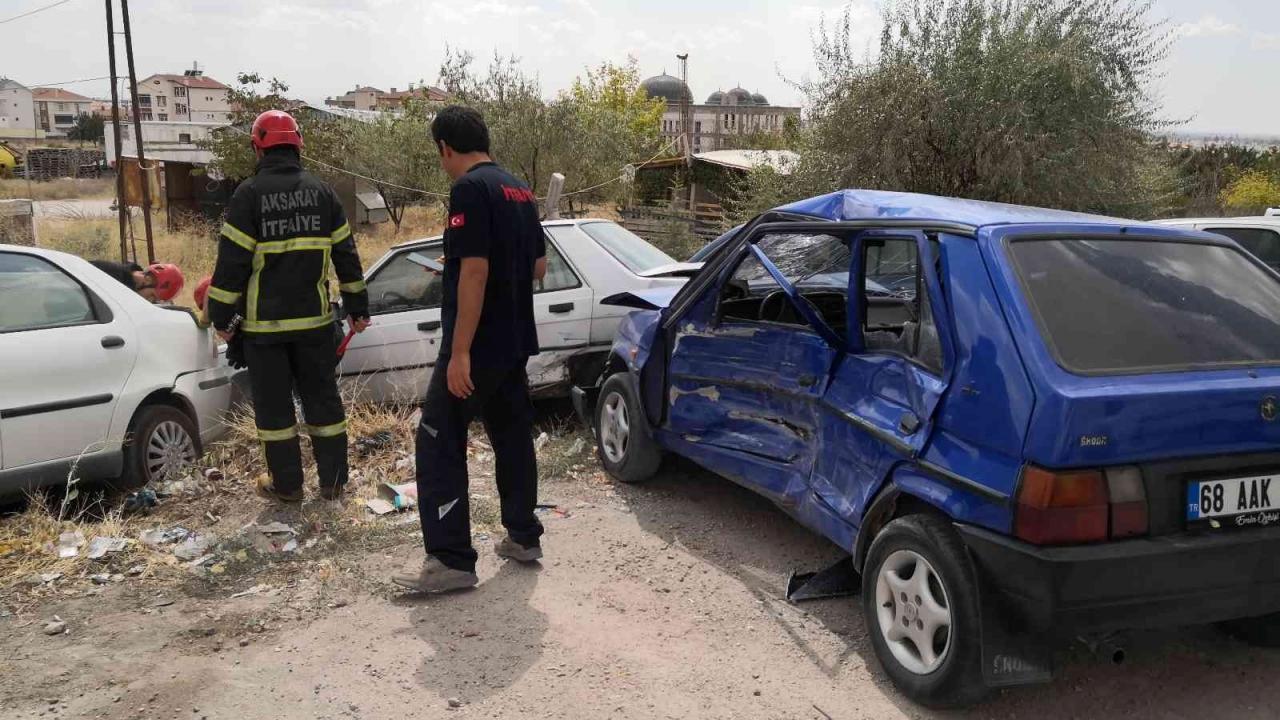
[1009,238,1280,374]
[575,221,676,274]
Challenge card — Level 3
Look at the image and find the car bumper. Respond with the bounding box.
[957,523,1280,634]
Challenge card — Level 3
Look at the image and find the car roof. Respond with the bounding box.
[1155,217,1280,227]
[389,217,614,250]
[775,189,1137,229]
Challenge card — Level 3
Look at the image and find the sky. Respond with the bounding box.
[0,0,1277,136]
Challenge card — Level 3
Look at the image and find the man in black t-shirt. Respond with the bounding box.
[393,106,547,594]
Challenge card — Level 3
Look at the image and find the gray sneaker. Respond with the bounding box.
[495,537,543,563]
[391,557,478,593]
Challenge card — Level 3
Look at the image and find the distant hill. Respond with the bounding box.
[1163,131,1280,149]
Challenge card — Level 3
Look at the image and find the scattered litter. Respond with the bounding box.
[43,618,66,636]
[173,533,216,562]
[534,432,550,451]
[206,511,221,523]
[378,481,418,510]
[0,606,11,618]
[31,572,62,585]
[86,537,128,560]
[89,573,112,585]
[394,456,414,474]
[122,488,159,515]
[364,498,396,516]
[57,531,85,559]
[152,598,174,608]
[230,584,270,599]
[534,503,571,518]
[248,523,297,554]
[139,526,189,548]
[568,437,587,455]
[125,565,145,577]
[187,554,217,568]
[474,533,489,542]
[355,431,396,456]
[204,468,224,483]
[447,698,462,709]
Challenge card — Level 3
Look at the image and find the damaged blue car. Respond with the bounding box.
[575,189,1280,707]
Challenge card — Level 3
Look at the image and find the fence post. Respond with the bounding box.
[0,199,37,246]
[544,173,565,220]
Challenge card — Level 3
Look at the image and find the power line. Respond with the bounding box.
[28,75,112,88]
[0,0,74,25]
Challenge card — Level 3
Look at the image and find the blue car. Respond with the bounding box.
[574,189,1280,707]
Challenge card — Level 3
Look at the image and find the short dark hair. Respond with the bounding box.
[431,105,490,154]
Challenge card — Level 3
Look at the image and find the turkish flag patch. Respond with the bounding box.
[449,213,466,229]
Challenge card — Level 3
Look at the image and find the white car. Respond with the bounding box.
[0,245,234,498]
[338,218,700,402]
[1155,216,1280,271]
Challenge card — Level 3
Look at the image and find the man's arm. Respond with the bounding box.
[533,222,547,282]
[444,180,493,399]
[327,187,370,332]
[207,183,257,335]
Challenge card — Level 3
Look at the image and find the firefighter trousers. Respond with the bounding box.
[244,335,348,494]
[416,356,543,572]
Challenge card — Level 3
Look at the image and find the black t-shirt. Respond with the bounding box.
[440,162,545,365]
[90,259,142,290]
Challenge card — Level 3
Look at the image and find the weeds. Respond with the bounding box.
[0,177,114,201]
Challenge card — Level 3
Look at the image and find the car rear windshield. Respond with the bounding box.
[1008,239,1280,374]
[573,221,676,274]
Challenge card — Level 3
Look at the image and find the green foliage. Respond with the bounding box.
[1221,171,1280,214]
[752,0,1176,217]
[68,113,104,144]
[344,107,448,230]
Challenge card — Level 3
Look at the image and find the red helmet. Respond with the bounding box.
[147,263,184,302]
[193,276,212,310]
[251,110,303,151]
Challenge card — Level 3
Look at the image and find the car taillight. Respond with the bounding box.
[1105,466,1148,538]
[1015,467,1109,544]
[1014,465,1148,545]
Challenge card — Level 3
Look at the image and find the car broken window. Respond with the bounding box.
[365,248,443,315]
[719,232,849,337]
[860,238,943,373]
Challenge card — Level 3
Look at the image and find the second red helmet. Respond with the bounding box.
[250,110,304,151]
[146,263,184,302]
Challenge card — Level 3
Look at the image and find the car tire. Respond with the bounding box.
[1218,615,1280,647]
[861,513,988,708]
[123,405,201,488]
[595,373,662,484]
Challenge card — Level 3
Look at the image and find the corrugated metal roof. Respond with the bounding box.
[694,149,799,174]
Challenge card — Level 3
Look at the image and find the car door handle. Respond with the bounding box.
[898,413,922,435]
[549,302,574,314]
[101,335,125,349]
[417,321,441,333]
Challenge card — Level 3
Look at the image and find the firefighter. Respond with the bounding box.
[90,260,184,303]
[393,105,546,594]
[205,110,370,503]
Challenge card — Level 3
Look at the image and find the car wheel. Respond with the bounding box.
[862,513,987,708]
[1218,614,1280,646]
[595,373,662,484]
[124,405,200,488]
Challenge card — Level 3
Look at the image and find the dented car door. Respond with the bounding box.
[664,229,847,503]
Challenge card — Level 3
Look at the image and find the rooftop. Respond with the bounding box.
[32,87,93,102]
[144,73,229,90]
[777,189,1138,228]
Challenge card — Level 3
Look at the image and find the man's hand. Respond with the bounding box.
[447,352,474,399]
[347,316,371,334]
[431,255,446,277]
[216,329,233,342]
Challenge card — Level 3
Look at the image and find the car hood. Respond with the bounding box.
[636,262,703,278]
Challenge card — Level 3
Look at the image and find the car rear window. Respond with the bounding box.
[1008,239,1280,374]
[573,221,676,274]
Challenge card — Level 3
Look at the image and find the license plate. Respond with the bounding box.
[1187,474,1280,528]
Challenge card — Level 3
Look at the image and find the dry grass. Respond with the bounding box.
[0,177,114,201]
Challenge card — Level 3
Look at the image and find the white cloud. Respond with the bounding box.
[562,0,599,18]
[1174,15,1242,39]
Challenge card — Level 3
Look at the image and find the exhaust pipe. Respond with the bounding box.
[1079,634,1127,665]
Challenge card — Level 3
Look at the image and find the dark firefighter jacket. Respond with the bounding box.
[206,151,368,340]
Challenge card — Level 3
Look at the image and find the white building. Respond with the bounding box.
[134,68,231,124]
[640,73,801,153]
[32,88,93,138]
[104,120,221,166]
[0,78,36,136]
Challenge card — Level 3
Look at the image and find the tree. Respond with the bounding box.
[1221,171,1280,214]
[759,0,1175,217]
[344,102,448,231]
[68,113,104,144]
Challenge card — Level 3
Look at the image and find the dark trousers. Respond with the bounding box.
[244,336,348,494]
[416,356,543,572]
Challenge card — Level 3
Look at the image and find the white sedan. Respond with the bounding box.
[339,218,699,402]
[0,244,234,498]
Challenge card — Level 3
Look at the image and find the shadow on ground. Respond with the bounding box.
[613,458,1280,718]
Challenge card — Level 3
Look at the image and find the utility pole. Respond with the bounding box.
[104,0,128,261]
[676,53,694,211]
[119,0,155,264]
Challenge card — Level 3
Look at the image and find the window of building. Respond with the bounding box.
[158,113,168,121]
[53,114,74,125]
[175,103,187,115]
[178,133,191,143]
[174,86,186,98]
[695,121,701,133]
[138,94,151,107]
[55,103,65,111]
[157,96,166,107]
[140,111,153,121]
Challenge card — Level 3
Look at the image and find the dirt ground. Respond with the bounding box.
[6,442,1280,719]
